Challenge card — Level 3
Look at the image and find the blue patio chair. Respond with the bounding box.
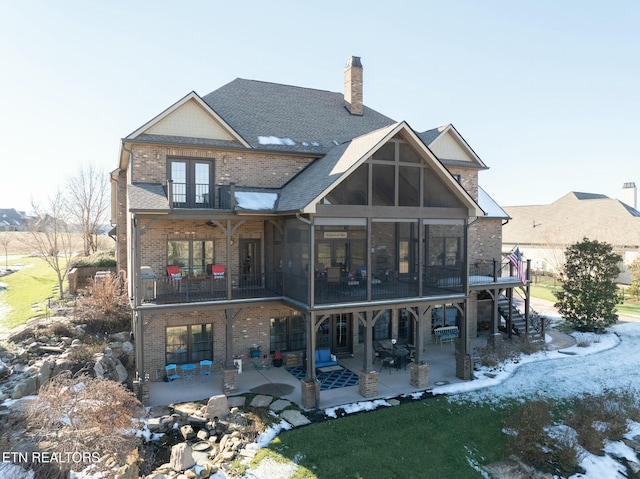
[165,364,181,385]
[199,360,212,382]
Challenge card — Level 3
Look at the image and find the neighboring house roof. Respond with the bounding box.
[0,208,26,227]
[201,78,396,155]
[503,191,640,248]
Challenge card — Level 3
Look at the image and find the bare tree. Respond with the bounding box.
[26,192,76,299]
[0,232,12,270]
[66,164,109,256]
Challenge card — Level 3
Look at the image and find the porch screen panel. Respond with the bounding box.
[424,222,465,293]
[283,219,309,304]
[398,165,420,206]
[323,163,368,205]
[372,164,395,206]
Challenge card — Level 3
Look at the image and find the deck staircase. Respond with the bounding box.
[497,294,545,341]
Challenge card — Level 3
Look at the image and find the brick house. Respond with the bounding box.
[112,56,525,407]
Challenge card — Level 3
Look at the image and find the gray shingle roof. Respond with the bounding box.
[202,79,396,155]
[134,134,240,149]
[128,183,170,211]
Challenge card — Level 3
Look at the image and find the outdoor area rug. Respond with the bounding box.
[286,366,359,391]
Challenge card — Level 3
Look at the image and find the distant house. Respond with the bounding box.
[502,186,640,283]
[0,209,27,231]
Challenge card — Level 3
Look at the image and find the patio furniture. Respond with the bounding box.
[434,326,459,345]
[199,359,212,382]
[165,364,181,384]
[373,341,390,364]
[314,348,338,368]
[378,349,395,373]
[394,347,410,370]
[167,265,182,290]
[180,363,197,384]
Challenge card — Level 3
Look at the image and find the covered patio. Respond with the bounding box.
[147,332,490,409]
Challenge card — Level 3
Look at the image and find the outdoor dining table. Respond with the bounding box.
[180,363,197,384]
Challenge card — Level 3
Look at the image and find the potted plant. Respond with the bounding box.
[250,345,261,358]
[272,350,283,367]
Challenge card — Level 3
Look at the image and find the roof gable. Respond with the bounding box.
[278,122,483,216]
[418,124,487,169]
[125,92,249,146]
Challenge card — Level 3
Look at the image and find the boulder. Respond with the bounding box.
[205,395,229,420]
[0,358,12,379]
[12,376,38,399]
[169,443,196,472]
[180,425,195,440]
[121,341,134,355]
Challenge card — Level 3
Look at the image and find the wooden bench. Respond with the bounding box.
[434,326,459,345]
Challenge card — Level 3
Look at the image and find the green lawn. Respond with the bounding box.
[261,397,511,479]
[0,256,63,330]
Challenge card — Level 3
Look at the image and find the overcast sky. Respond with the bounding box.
[1,0,638,214]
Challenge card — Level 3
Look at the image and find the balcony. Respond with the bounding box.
[147,272,283,305]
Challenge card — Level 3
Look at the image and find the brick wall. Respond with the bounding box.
[468,218,503,264]
[143,304,294,380]
[130,144,313,188]
[138,219,264,279]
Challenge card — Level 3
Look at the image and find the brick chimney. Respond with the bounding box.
[344,56,363,116]
[622,182,637,209]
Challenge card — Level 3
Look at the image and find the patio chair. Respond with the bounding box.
[373,341,389,364]
[167,265,182,290]
[165,364,181,384]
[378,349,395,374]
[199,359,212,382]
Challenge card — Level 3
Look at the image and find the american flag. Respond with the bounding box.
[508,247,527,285]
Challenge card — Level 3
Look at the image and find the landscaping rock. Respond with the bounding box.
[249,394,273,408]
[0,359,12,379]
[280,409,311,427]
[205,395,229,420]
[170,443,196,472]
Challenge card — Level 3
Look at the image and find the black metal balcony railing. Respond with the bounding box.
[149,272,283,304]
[169,183,233,209]
[142,260,525,306]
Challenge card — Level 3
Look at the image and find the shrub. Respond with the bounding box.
[565,389,640,455]
[74,275,131,335]
[505,400,581,476]
[70,251,117,268]
[24,372,144,478]
[475,335,541,368]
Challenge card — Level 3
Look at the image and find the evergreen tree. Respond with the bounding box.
[554,238,622,333]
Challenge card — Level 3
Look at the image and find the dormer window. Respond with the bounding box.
[169,158,214,208]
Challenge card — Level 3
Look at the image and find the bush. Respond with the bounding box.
[475,336,542,368]
[505,400,581,476]
[74,275,131,335]
[70,251,117,269]
[566,389,640,455]
[24,373,144,478]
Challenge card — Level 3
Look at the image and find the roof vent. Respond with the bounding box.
[344,56,363,116]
